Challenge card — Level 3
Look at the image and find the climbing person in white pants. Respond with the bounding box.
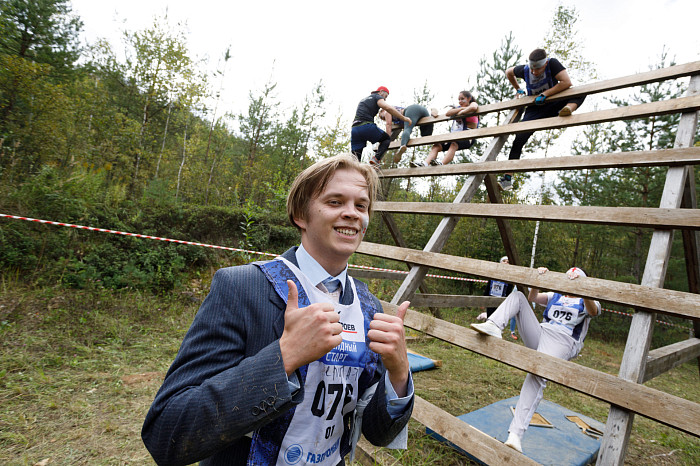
[470,266,600,454]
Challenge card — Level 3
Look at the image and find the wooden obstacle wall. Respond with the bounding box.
[358,61,700,465]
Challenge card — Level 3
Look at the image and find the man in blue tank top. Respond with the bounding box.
[498,48,587,191]
[142,154,414,465]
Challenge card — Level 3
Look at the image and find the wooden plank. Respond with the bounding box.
[681,166,700,292]
[643,338,700,383]
[374,202,700,230]
[680,166,700,378]
[410,294,504,308]
[348,268,407,281]
[483,174,529,295]
[377,183,443,317]
[390,61,700,128]
[381,302,700,438]
[379,147,700,179]
[388,94,700,149]
[354,437,403,466]
[389,109,521,306]
[598,73,700,465]
[411,396,538,465]
[359,241,700,320]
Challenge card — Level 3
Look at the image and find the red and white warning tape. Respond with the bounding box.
[0,213,487,283]
[0,213,692,330]
[0,213,279,257]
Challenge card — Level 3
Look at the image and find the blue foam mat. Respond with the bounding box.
[407,352,436,372]
[426,396,605,465]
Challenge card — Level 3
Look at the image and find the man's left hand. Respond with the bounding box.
[368,301,410,397]
[535,94,547,105]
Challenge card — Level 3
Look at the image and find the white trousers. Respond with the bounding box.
[488,291,581,437]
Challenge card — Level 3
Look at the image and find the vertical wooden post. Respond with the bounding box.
[597,74,700,465]
[483,173,528,294]
[680,167,700,376]
[390,109,520,305]
[379,178,443,317]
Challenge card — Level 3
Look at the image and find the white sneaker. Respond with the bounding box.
[470,321,502,339]
[476,312,487,321]
[504,431,522,453]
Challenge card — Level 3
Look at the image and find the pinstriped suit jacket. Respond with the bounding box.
[142,247,413,465]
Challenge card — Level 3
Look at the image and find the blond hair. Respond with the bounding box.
[287,154,379,230]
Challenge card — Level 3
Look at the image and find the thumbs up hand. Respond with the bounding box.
[279,280,343,375]
[368,301,410,397]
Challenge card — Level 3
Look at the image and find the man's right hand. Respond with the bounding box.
[279,280,343,375]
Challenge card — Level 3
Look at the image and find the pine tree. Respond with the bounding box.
[475,31,522,127]
[606,49,686,282]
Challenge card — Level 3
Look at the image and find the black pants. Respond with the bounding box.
[508,95,586,160]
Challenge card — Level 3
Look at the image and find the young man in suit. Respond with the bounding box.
[142,154,414,465]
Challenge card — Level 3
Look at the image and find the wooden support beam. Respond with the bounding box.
[598,73,700,465]
[680,166,700,378]
[359,241,700,320]
[379,147,700,179]
[378,177,443,317]
[381,302,700,438]
[374,202,700,230]
[348,268,407,281]
[389,109,521,306]
[483,173,528,295]
[389,94,700,149]
[409,294,504,308]
[643,338,700,383]
[390,61,700,128]
[681,166,700,291]
[354,437,404,466]
[412,396,537,465]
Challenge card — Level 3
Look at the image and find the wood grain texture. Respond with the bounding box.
[598,73,700,465]
[411,396,538,465]
[389,61,700,128]
[409,294,504,308]
[381,301,700,437]
[359,241,700,320]
[644,338,700,383]
[373,201,700,229]
[380,147,700,179]
[388,94,700,149]
[389,110,520,305]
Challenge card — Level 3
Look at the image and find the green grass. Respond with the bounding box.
[1,279,698,465]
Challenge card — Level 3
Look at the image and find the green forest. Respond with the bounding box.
[1,1,700,464]
[1,1,697,298]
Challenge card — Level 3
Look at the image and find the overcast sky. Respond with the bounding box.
[70,0,699,125]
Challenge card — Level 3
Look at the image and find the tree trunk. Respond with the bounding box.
[176,117,188,201]
[155,100,172,179]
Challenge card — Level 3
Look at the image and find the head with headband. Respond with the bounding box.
[287,153,378,239]
[528,48,548,76]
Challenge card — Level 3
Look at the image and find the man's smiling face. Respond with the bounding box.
[294,168,370,276]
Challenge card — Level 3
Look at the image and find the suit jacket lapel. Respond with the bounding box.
[270,247,299,338]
